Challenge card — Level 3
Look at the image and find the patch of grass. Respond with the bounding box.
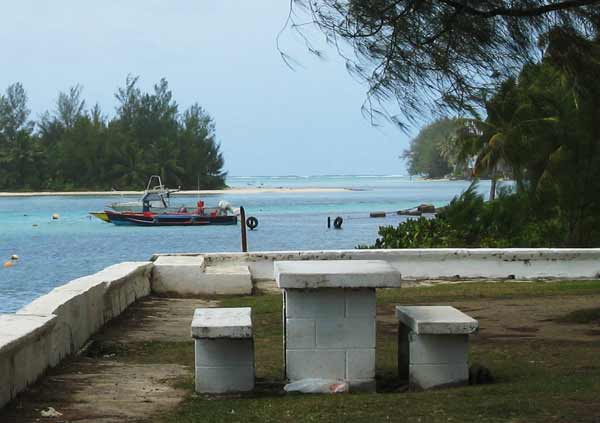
[160,282,600,423]
[378,280,600,304]
[557,307,600,325]
[87,340,194,365]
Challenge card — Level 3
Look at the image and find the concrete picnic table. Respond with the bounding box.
[274,260,403,390]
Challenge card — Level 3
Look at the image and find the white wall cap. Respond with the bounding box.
[97,261,152,279]
[154,255,205,267]
[191,307,252,339]
[274,260,402,289]
[0,314,56,352]
[395,306,479,334]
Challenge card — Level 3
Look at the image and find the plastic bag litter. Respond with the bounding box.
[284,379,348,394]
[40,407,63,417]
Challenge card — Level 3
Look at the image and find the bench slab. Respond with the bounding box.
[395,306,479,335]
[191,307,252,339]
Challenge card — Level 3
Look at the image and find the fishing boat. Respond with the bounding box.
[104,205,237,226]
[90,175,238,226]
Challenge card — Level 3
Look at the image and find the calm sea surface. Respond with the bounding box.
[0,176,493,313]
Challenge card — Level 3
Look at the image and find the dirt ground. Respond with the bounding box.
[0,297,213,423]
[377,294,600,343]
[1,288,599,422]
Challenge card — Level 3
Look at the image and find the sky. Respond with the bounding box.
[0,1,413,176]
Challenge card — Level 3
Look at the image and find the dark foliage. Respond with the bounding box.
[365,184,567,248]
[369,28,600,248]
[0,77,226,191]
[288,0,600,127]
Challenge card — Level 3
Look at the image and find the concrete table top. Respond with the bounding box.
[395,306,479,334]
[191,307,252,339]
[274,260,402,289]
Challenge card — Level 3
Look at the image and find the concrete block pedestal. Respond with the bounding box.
[395,306,479,390]
[191,308,255,393]
[275,260,402,391]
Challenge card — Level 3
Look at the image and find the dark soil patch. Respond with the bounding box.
[557,307,600,325]
[504,326,540,333]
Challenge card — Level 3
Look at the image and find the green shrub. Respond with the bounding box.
[364,183,569,249]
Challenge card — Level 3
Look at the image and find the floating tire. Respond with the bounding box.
[333,216,343,229]
[246,216,258,230]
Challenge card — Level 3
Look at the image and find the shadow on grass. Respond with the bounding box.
[557,307,600,324]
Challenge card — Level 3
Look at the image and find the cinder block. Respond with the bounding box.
[286,319,315,349]
[345,289,376,317]
[285,290,345,318]
[409,363,469,390]
[409,333,468,365]
[286,349,346,381]
[195,365,254,393]
[316,318,375,349]
[195,339,254,368]
[346,349,375,380]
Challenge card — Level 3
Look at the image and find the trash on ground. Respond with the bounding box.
[41,407,63,417]
[284,378,348,394]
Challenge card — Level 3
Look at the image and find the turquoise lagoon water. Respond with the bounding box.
[0,176,492,313]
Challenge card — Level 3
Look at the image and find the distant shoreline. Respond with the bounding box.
[0,187,353,197]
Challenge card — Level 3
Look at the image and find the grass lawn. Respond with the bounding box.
[159,281,600,423]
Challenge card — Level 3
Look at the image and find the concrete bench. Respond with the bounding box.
[395,306,479,390]
[191,307,255,393]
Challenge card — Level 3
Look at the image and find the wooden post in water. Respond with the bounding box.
[240,206,248,252]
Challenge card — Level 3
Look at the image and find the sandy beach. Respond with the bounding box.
[0,187,353,197]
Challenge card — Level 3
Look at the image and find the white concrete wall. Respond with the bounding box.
[153,248,600,281]
[152,256,252,296]
[0,262,152,408]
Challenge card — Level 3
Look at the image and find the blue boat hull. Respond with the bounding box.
[105,211,237,226]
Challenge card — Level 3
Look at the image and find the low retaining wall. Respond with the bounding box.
[152,248,600,281]
[0,261,152,408]
[3,248,600,409]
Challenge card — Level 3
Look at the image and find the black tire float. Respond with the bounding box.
[246,216,259,230]
[333,216,343,229]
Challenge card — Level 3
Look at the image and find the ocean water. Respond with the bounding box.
[0,176,493,313]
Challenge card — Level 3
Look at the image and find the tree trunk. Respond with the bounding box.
[489,167,497,201]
